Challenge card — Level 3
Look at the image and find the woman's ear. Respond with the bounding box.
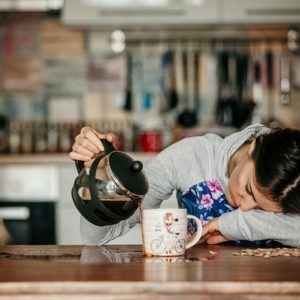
[248,140,256,156]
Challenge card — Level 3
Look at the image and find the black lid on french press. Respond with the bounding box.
[107,151,148,197]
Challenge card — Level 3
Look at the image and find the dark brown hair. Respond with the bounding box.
[251,127,300,214]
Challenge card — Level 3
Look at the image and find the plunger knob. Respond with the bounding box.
[131,161,143,172]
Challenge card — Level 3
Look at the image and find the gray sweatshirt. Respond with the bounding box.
[80,124,300,247]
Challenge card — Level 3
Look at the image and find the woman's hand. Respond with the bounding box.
[69,127,115,168]
[200,218,231,244]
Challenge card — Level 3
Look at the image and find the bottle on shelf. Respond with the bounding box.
[33,121,47,153]
[58,122,72,153]
[47,122,58,153]
[0,115,9,154]
[20,121,33,154]
[9,121,21,154]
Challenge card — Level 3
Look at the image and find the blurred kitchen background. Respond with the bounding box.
[0,0,300,245]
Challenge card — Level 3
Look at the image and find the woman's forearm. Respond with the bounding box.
[218,208,300,247]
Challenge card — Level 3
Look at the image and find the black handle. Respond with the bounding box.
[100,138,116,154]
[75,139,116,173]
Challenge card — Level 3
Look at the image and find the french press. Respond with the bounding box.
[72,140,148,226]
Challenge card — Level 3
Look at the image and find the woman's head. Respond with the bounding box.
[226,141,282,213]
[251,127,300,214]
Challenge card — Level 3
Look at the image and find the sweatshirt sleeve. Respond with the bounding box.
[80,209,140,246]
[218,208,300,247]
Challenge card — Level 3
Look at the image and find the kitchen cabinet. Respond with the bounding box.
[0,152,161,245]
[62,0,220,27]
[222,0,300,24]
[62,0,300,27]
[0,164,59,244]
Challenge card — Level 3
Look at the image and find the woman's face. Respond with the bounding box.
[226,144,282,213]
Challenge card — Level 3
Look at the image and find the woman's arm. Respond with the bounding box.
[216,209,300,247]
[74,128,179,245]
[73,128,215,245]
[80,210,140,245]
[79,150,178,245]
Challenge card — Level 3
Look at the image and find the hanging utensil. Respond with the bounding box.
[162,50,178,111]
[266,51,274,120]
[177,46,197,127]
[168,49,179,110]
[280,54,291,105]
[174,45,185,112]
[123,52,132,111]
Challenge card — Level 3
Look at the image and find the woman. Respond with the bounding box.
[69,124,300,246]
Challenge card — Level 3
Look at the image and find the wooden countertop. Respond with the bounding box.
[0,244,300,299]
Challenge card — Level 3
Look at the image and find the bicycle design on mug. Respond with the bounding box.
[150,211,186,255]
[150,233,186,255]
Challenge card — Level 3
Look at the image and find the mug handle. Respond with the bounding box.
[185,215,202,249]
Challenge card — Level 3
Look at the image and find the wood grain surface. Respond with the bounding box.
[0,244,299,300]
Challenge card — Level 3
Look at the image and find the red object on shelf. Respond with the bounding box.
[138,131,162,152]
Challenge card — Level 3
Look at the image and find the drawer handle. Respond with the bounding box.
[0,207,30,220]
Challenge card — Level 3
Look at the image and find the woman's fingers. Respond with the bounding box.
[75,136,99,155]
[73,140,95,157]
[201,218,219,237]
[68,151,93,162]
[103,132,116,143]
[206,234,230,244]
[70,128,99,160]
[198,233,213,244]
[199,218,232,244]
[82,128,104,151]
[69,127,116,162]
[77,127,103,153]
[80,128,116,152]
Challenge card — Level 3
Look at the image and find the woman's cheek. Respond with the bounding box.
[240,198,257,211]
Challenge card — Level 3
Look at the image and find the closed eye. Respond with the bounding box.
[245,185,251,195]
[245,184,257,203]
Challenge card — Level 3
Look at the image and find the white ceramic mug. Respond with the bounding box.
[142,208,202,257]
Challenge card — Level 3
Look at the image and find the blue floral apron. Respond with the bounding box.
[177,179,278,247]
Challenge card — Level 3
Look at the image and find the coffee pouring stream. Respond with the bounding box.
[72,139,149,226]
